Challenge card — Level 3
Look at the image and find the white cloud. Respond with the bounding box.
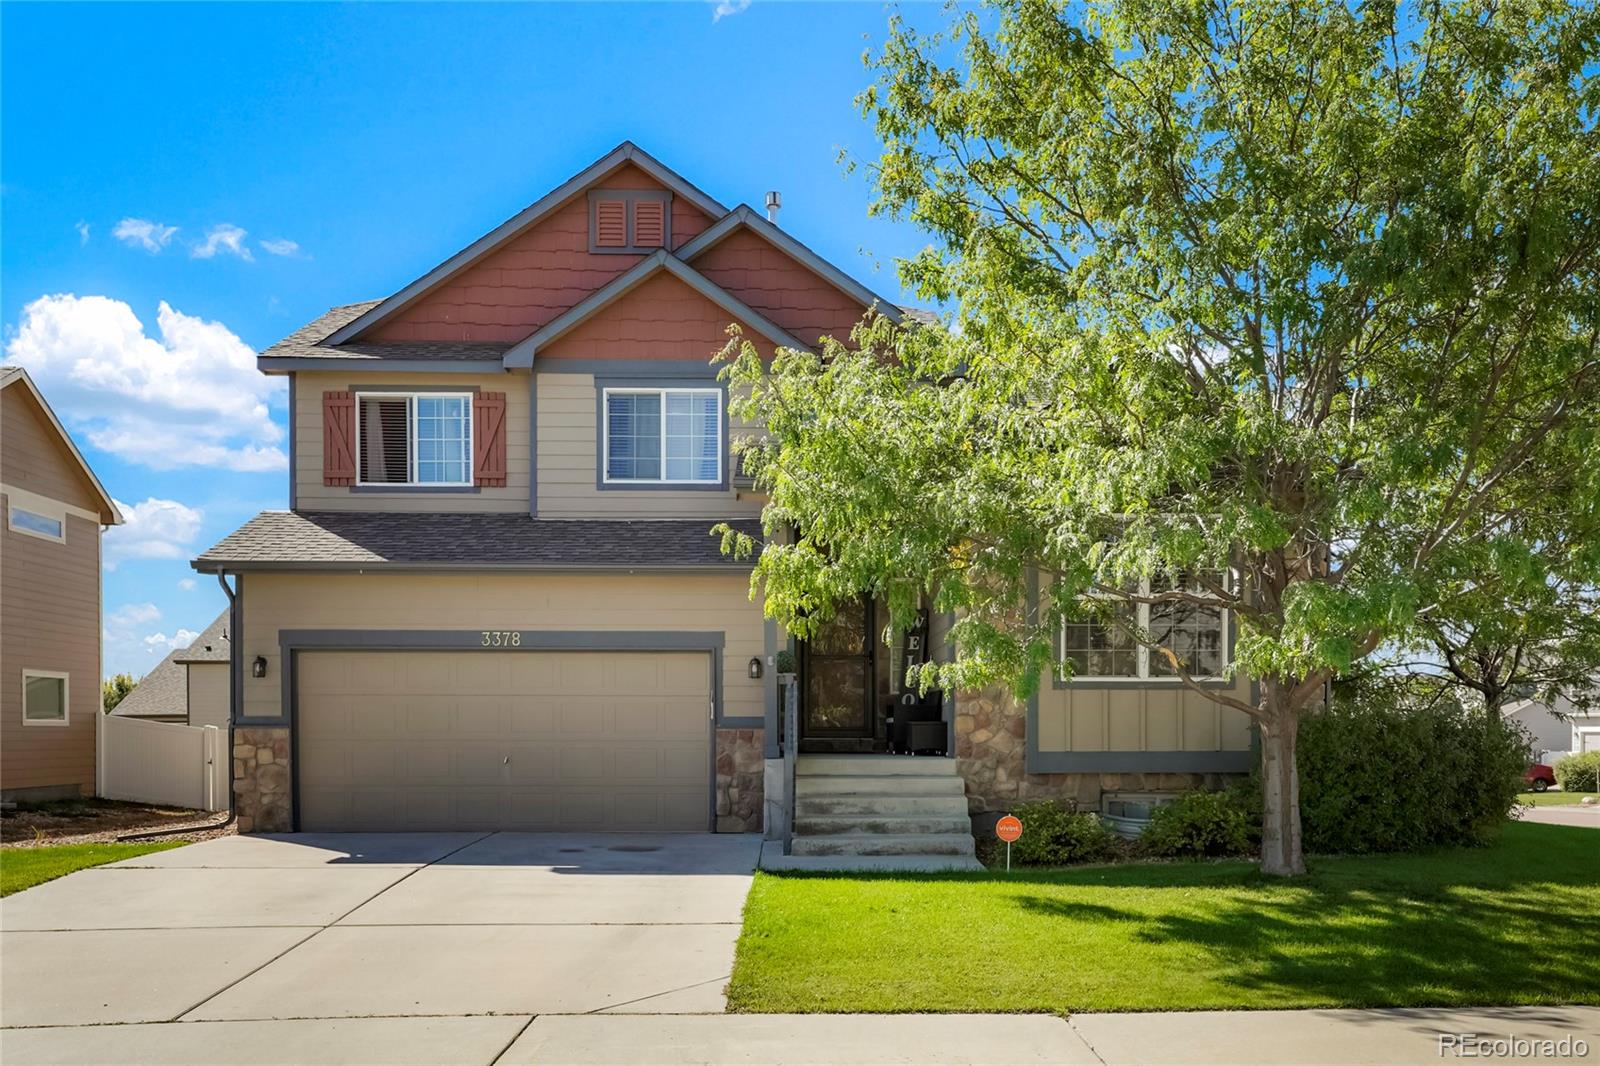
[192,223,252,261]
[712,0,751,19]
[143,628,200,654]
[178,577,196,591]
[106,602,162,630]
[113,217,178,253]
[103,497,204,569]
[76,221,90,245]
[259,238,300,257]
[3,294,285,471]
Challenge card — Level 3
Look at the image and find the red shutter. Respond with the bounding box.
[322,391,356,486]
[595,199,627,247]
[473,391,507,487]
[632,200,664,247]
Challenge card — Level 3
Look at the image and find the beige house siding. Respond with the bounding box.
[1033,681,1254,755]
[293,370,531,513]
[238,571,766,724]
[535,371,762,519]
[186,662,231,731]
[2,386,102,513]
[0,508,101,798]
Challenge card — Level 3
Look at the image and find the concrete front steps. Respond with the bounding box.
[788,755,977,862]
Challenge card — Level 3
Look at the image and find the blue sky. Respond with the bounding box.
[1,1,938,679]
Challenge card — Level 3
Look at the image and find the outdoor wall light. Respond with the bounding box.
[748,656,764,680]
[251,655,268,679]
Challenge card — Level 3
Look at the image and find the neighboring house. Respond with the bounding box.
[1,366,122,803]
[192,143,1253,842]
[1503,691,1600,764]
[110,610,231,727]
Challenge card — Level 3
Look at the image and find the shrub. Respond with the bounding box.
[1554,750,1600,793]
[1293,685,1528,854]
[1005,800,1119,866]
[1139,789,1254,858]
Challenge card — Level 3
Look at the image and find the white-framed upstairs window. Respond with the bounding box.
[602,388,722,485]
[22,669,69,726]
[1058,571,1230,681]
[355,392,472,486]
[8,503,66,543]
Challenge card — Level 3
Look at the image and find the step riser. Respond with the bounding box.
[791,834,976,857]
[794,776,968,797]
[796,796,971,818]
[795,817,973,836]
[797,756,958,777]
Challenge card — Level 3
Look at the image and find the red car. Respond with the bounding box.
[1525,764,1557,792]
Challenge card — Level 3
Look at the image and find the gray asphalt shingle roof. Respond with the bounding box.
[110,609,230,718]
[260,302,511,363]
[193,511,762,571]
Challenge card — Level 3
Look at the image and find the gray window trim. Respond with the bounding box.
[595,377,730,492]
[587,189,673,254]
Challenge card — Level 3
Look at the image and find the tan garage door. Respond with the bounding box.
[297,650,711,831]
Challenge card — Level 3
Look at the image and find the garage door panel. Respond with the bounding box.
[298,650,711,832]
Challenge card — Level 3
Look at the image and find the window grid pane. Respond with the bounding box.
[608,390,718,483]
[1060,600,1139,678]
[414,395,469,484]
[1149,572,1226,677]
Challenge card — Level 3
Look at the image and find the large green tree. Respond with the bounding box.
[721,0,1600,874]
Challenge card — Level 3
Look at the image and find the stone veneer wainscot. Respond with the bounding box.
[715,728,763,833]
[234,726,291,833]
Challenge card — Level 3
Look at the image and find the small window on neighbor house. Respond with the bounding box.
[22,671,68,725]
[357,393,471,486]
[603,389,721,484]
[8,506,64,541]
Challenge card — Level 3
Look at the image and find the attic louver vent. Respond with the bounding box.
[633,200,664,247]
[595,199,627,247]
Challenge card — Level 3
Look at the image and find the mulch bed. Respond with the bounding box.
[0,798,236,848]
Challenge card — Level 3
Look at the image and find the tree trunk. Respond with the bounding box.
[1258,697,1307,876]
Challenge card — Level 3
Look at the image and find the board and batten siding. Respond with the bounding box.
[536,372,763,519]
[293,370,531,513]
[238,572,766,724]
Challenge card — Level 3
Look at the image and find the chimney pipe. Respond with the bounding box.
[765,190,781,224]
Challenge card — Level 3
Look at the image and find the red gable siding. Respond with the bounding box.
[539,271,775,363]
[368,163,713,343]
[692,228,871,349]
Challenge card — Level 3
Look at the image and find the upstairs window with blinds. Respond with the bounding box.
[603,388,721,485]
[357,393,471,486]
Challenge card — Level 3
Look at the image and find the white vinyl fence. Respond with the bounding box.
[99,715,228,812]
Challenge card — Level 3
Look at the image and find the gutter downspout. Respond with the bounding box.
[118,569,239,841]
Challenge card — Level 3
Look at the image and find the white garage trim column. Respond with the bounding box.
[277,629,728,832]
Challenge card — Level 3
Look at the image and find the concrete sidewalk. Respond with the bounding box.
[3,1006,1594,1064]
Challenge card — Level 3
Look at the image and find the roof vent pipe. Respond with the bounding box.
[765,190,781,224]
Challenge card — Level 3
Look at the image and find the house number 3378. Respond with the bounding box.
[480,631,522,647]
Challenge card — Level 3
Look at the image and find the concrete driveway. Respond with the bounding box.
[0,831,761,1064]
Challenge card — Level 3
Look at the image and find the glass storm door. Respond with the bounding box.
[802,600,873,739]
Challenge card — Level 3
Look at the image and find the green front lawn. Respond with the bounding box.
[0,842,184,897]
[729,822,1599,1013]
[1519,791,1599,806]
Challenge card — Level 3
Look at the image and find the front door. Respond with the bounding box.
[800,599,879,752]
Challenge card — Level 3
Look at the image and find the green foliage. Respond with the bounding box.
[1139,790,1255,859]
[1005,800,1119,866]
[1295,687,1529,854]
[0,842,183,897]
[775,649,797,675]
[101,673,137,714]
[722,0,1600,874]
[1553,751,1600,793]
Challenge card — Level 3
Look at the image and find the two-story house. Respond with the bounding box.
[2,366,122,803]
[194,143,1253,846]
